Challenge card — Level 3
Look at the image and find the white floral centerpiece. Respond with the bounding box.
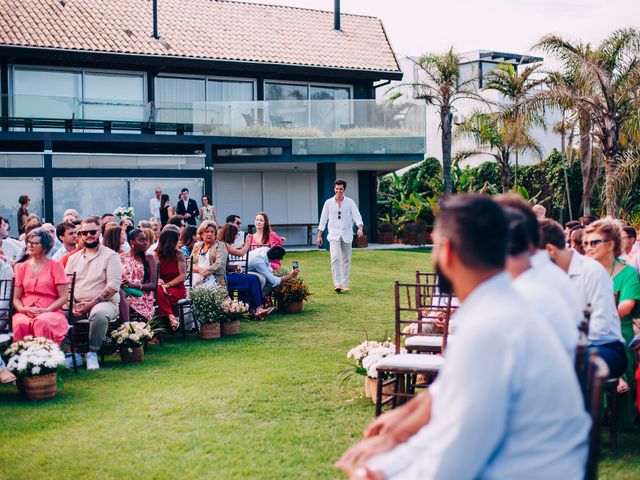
[4,336,66,378]
[191,283,229,324]
[113,206,135,219]
[221,298,249,322]
[4,336,67,400]
[111,321,153,349]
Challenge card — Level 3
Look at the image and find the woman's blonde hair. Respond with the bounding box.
[585,217,622,257]
[196,220,217,241]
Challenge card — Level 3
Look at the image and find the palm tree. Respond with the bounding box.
[392,49,484,194]
[482,62,546,188]
[454,111,543,192]
[533,28,640,215]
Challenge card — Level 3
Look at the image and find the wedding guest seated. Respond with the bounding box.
[140,227,155,250]
[63,208,80,222]
[178,225,198,257]
[226,214,246,248]
[65,217,122,370]
[0,216,22,264]
[620,226,637,262]
[119,229,157,323]
[138,220,152,229]
[100,213,116,231]
[167,214,186,230]
[218,224,273,319]
[12,228,69,344]
[246,212,286,270]
[102,224,123,253]
[41,223,61,258]
[584,218,640,426]
[571,227,585,255]
[154,225,187,331]
[247,246,298,295]
[540,219,627,379]
[60,232,83,268]
[580,214,598,227]
[191,221,227,287]
[51,221,78,262]
[336,194,589,480]
[565,220,581,245]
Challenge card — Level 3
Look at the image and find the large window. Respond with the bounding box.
[11,67,145,121]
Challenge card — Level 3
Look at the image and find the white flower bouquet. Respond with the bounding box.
[361,345,405,379]
[111,321,153,349]
[343,338,400,379]
[113,206,135,219]
[191,283,229,324]
[221,298,249,322]
[4,336,66,377]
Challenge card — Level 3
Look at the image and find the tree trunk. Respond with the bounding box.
[603,116,621,217]
[500,154,510,193]
[578,114,595,215]
[441,107,453,195]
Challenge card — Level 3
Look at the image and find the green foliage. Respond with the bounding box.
[272,268,311,304]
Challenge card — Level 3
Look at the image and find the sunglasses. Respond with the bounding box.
[583,239,608,248]
[27,241,41,247]
[80,229,99,236]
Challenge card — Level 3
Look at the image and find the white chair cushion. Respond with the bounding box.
[376,353,444,371]
[405,335,455,348]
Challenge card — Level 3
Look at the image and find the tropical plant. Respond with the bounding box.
[482,62,546,189]
[454,111,543,192]
[389,50,485,194]
[533,28,640,215]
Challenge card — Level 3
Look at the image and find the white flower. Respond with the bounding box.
[31,366,41,375]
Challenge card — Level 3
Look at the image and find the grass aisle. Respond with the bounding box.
[1,249,638,479]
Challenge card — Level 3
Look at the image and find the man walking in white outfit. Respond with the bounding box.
[317,179,363,293]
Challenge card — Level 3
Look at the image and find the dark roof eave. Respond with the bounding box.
[0,45,404,81]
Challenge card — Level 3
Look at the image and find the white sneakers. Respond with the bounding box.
[85,352,100,370]
[64,353,83,369]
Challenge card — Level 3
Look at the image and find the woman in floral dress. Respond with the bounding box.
[119,229,157,322]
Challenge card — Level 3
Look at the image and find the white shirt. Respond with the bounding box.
[530,250,582,325]
[368,273,589,480]
[513,268,578,359]
[247,247,281,287]
[146,242,158,255]
[149,196,161,219]
[0,238,23,264]
[51,244,76,263]
[0,259,13,313]
[567,251,624,345]
[232,230,246,249]
[318,195,363,242]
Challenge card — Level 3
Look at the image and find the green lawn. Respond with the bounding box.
[0,249,638,479]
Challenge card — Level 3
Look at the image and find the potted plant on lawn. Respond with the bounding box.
[273,268,311,313]
[377,221,394,244]
[343,338,404,402]
[4,336,66,400]
[220,297,249,336]
[111,321,153,364]
[191,283,228,339]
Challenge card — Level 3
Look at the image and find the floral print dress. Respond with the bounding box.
[120,253,155,321]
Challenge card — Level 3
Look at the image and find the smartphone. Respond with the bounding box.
[292,260,299,270]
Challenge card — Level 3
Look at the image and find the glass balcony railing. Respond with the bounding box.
[0,95,426,156]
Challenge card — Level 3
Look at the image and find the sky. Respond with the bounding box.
[241,0,640,60]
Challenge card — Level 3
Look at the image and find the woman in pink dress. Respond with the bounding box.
[12,228,69,344]
[119,229,157,322]
[245,211,285,270]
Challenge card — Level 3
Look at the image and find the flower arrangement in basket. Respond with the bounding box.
[111,321,153,363]
[4,336,66,400]
[272,267,311,311]
[113,206,135,219]
[221,298,249,322]
[190,283,229,324]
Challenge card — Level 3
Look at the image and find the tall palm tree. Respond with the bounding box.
[394,49,484,194]
[482,62,546,188]
[533,28,640,215]
[454,111,543,192]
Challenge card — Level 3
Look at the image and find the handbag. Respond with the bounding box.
[122,286,144,297]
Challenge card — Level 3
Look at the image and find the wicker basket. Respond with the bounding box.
[120,345,144,364]
[367,377,395,405]
[18,372,57,400]
[279,301,303,313]
[199,322,221,339]
[221,320,240,336]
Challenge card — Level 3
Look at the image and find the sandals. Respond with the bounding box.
[254,306,275,320]
[169,315,180,331]
[0,367,16,385]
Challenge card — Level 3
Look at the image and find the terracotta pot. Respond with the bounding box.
[120,345,144,364]
[199,322,221,339]
[364,376,372,398]
[221,320,240,336]
[17,372,57,400]
[367,377,396,405]
[279,301,303,313]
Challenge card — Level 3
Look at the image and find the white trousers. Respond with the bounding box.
[330,238,353,287]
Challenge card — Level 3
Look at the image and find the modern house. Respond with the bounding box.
[0,0,426,243]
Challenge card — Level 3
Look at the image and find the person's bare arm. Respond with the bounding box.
[43,283,69,313]
[618,299,636,318]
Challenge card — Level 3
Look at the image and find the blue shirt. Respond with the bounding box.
[247,247,281,287]
[368,273,590,480]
